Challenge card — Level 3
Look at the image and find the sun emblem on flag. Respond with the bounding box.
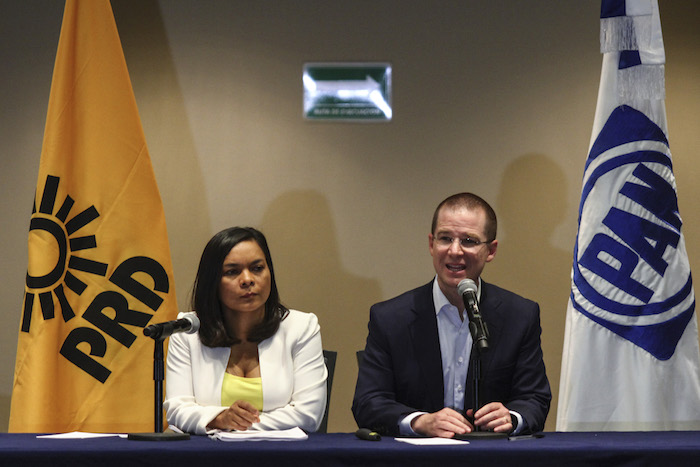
[23,175,108,333]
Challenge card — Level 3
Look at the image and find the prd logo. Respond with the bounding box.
[24,174,171,382]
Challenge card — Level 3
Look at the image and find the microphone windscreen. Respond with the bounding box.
[183,313,200,334]
[458,278,478,296]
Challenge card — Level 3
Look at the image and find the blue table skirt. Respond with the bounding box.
[2,431,700,467]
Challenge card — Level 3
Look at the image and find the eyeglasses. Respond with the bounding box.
[434,235,492,249]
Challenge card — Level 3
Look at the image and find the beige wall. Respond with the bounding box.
[2,0,699,433]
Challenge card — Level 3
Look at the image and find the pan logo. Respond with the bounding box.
[24,175,170,382]
[571,106,695,361]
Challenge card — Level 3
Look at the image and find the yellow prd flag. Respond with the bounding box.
[9,0,178,433]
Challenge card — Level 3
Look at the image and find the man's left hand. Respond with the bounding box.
[467,402,513,433]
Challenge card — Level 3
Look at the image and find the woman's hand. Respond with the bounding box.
[207,400,260,431]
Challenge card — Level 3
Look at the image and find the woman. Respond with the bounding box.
[164,227,327,435]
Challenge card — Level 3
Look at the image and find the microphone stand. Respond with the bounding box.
[127,333,189,441]
[456,322,507,440]
[464,342,505,438]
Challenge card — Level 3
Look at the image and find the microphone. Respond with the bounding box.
[457,279,489,353]
[143,313,200,340]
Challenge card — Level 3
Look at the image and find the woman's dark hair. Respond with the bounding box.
[191,227,288,347]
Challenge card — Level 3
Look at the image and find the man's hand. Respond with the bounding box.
[411,407,474,438]
[207,400,260,431]
[468,402,513,433]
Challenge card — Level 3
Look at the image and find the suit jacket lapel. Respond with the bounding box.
[408,282,444,411]
[479,281,504,371]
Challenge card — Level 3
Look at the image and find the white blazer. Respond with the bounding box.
[164,309,328,435]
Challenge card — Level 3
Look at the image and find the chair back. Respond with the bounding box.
[318,349,337,433]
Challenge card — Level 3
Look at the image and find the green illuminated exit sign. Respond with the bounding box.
[303,63,392,121]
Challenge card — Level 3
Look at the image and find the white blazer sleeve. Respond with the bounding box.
[253,310,328,432]
[163,327,229,435]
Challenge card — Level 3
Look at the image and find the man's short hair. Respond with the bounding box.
[431,192,497,241]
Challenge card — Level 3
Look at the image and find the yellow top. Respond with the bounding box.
[221,373,263,411]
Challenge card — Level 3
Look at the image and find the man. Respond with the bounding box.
[352,193,551,437]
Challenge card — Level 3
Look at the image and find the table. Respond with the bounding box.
[1,431,700,467]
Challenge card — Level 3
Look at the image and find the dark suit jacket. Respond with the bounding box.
[352,280,551,436]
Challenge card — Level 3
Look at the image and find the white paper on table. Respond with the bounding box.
[37,432,126,439]
[395,437,469,446]
[210,427,308,441]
